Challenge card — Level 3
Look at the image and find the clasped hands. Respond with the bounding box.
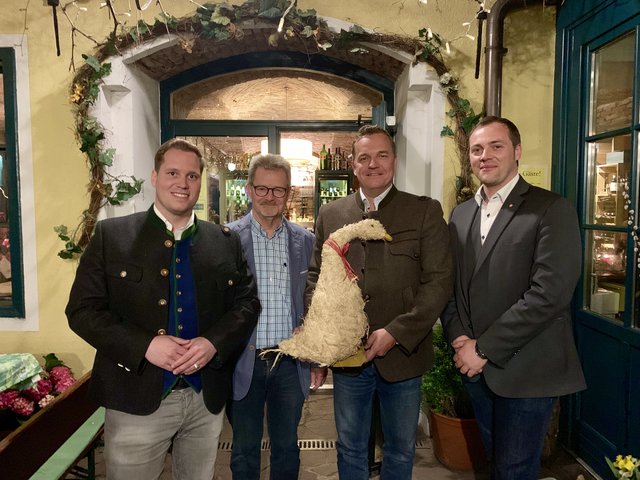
[451,335,487,378]
[145,335,216,375]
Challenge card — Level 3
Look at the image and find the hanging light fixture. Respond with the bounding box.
[260,139,314,162]
[261,139,317,186]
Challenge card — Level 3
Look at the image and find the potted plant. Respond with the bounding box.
[421,324,486,471]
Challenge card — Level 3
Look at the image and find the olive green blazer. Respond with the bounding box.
[305,186,453,381]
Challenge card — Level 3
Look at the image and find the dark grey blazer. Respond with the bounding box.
[66,208,260,415]
[306,186,453,382]
[442,177,586,398]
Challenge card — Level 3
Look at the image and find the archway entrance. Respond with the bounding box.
[159,53,393,225]
[97,20,446,219]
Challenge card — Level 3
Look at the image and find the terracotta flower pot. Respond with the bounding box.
[428,408,487,471]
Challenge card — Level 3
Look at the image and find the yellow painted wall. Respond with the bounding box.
[0,0,555,374]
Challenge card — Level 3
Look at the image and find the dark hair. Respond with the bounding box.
[154,138,204,172]
[247,154,292,188]
[353,125,396,156]
[470,116,521,148]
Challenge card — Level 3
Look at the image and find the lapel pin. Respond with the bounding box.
[509,203,514,208]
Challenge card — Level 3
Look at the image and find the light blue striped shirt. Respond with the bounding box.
[250,214,292,348]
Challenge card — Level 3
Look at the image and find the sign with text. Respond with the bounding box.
[520,165,548,189]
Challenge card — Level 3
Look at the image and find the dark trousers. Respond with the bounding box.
[464,376,556,480]
[230,354,304,480]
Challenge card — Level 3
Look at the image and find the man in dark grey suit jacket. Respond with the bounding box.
[227,154,326,480]
[307,125,453,480]
[66,139,260,480]
[442,116,586,480]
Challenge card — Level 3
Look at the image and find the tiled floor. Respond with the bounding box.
[88,387,597,480]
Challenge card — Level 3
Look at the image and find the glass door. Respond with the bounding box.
[556,3,640,474]
[179,135,266,224]
[277,130,359,229]
[583,34,636,324]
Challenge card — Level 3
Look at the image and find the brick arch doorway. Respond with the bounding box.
[95,25,446,218]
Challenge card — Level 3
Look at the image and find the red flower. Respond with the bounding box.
[50,366,76,393]
[23,378,53,401]
[0,390,19,409]
[53,377,75,394]
[10,396,35,417]
[1,354,77,423]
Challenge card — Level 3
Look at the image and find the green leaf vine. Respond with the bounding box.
[60,0,480,258]
[58,54,143,259]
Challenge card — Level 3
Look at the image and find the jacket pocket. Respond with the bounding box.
[105,263,143,283]
[214,269,242,291]
[388,229,420,260]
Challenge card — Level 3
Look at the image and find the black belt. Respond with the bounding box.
[172,377,190,391]
[256,347,278,358]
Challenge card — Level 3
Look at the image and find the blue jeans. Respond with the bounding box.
[464,376,556,480]
[230,353,304,480]
[333,363,421,480]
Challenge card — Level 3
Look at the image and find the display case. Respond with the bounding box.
[594,163,627,226]
[286,185,314,230]
[222,171,249,224]
[314,170,355,218]
[588,161,629,319]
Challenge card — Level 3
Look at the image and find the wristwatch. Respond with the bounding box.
[475,342,488,360]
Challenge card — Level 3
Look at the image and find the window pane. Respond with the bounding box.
[585,229,626,321]
[0,61,11,306]
[171,69,381,121]
[0,69,4,145]
[586,134,631,226]
[279,131,358,228]
[589,32,635,135]
[180,135,266,224]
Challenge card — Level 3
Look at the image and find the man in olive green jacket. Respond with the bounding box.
[306,125,453,480]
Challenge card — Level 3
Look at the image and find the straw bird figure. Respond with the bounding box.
[268,219,392,366]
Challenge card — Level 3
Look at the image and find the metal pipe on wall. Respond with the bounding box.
[484,0,544,116]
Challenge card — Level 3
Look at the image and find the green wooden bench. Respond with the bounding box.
[30,407,105,479]
[0,372,102,479]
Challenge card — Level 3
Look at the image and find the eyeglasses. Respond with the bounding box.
[252,185,288,198]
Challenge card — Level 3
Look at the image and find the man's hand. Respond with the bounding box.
[145,335,190,371]
[364,328,397,362]
[310,367,328,391]
[451,335,471,349]
[171,337,217,376]
[451,336,486,377]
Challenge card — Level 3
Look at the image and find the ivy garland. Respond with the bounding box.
[56,0,479,258]
[55,54,144,258]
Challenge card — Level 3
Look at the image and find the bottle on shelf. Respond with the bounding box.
[319,144,328,170]
[610,174,618,194]
[346,149,354,170]
[334,147,343,170]
[325,148,333,170]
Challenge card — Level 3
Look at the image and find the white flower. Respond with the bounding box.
[440,73,453,85]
